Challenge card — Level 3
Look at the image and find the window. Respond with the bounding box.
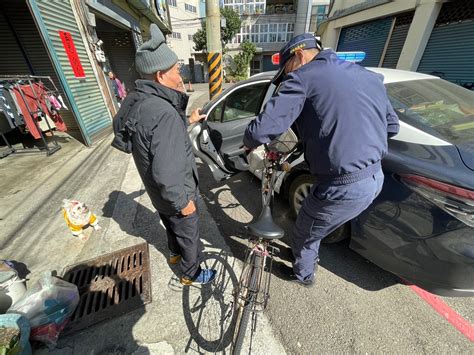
[188,34,194,41]
[233,22,293,44]
[309,5,328,32]
[223,0,265,15]
[207,101,224,122]
[167,0,177,7]
[222,83,269,122]
[386,79,474,146]
[185,3,197,13]
[208,82,269,122]
[171,32,181,39]
[317,5,328,14]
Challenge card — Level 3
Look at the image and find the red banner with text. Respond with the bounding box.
[59,31,86,78]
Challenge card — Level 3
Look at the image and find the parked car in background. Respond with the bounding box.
[189,68,474,296]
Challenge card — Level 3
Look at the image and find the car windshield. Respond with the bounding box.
[386,79,474,146]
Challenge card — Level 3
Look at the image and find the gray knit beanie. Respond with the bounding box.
[135,24,178,75]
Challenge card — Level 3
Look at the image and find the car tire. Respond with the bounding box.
[289,174,316,218]
[288,174,350,244]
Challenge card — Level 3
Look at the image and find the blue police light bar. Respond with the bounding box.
[336,51,366,62]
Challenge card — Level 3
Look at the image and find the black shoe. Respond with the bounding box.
[277,264,315,288]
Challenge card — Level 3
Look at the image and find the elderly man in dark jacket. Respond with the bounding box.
[114,24,215,285]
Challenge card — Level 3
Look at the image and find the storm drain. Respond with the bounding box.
[62,243,151,335]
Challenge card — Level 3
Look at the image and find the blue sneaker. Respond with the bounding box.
[180,268,217,285]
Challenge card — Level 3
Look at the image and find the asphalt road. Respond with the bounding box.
[196,162,474,353]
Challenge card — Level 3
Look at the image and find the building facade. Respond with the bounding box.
[0,0,170,146]
[320,0,474,89]
[224,0,329,74]
[167,0,204,82]
[309,1,330,33]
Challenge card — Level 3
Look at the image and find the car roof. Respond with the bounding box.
[368,68,437,83]
[247,67,438,84]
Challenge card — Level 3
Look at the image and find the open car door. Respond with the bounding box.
[189,79,276,181]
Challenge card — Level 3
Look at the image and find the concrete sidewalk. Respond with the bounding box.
[0,84,285,354]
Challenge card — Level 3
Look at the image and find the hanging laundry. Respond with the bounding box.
[57,95,68,110]
[10,82,67,139]
[12,85,42,139]
[30,82,67,132]
[0,84,24,128]
[48,95,62,111]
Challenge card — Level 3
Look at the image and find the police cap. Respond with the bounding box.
[272,33,322,85]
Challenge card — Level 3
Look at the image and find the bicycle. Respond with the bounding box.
[232,139,298,354]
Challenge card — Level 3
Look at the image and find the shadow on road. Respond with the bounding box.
[102,189,182,279]
[101,190,241,353]
[196,161,399,292]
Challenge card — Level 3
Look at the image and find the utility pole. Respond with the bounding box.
[206,0,222,99]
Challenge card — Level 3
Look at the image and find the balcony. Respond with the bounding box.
[265,1,296,15]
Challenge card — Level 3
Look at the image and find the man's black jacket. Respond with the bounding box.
[113,80,198,215]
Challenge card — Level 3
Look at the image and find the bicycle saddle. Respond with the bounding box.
[247,206,285,240]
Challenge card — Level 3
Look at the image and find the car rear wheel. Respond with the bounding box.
[288,174,350,244]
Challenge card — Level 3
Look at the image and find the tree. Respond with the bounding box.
[193,7,242,52]
[228,40,257,80]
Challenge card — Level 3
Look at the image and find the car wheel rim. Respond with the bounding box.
[293,182,313,214]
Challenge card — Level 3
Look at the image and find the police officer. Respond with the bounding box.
[243,34,400,287]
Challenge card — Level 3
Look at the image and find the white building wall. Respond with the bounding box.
[167,0,202,62]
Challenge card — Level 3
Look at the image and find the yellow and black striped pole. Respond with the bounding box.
[206,0,222,100]
[208,52,222,99]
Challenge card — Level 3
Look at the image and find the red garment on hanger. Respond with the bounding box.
[12,85,42,139]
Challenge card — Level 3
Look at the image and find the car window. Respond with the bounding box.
[207,101,224,122]
[221,82,269,122]
[386,79,474,145]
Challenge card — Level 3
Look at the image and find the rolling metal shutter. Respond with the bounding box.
[0,6,31,75]
[382,12,414,69]
[30,0,112,145]
[417,1,474,88]
[337,17,393,67]
[98,30,139,92]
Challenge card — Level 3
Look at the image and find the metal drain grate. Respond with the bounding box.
[62,243,151,334]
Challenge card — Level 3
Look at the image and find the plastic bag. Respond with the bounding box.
[7,273,79,348]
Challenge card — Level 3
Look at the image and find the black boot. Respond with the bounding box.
[277,263,316,288]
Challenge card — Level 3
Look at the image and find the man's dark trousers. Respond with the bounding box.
[159,210,203,279]
[292,169,384,282]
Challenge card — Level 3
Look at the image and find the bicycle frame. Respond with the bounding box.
[232,141,298,354]
[236,238,279,311]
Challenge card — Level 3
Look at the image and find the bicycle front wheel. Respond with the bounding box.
[233,253,262,354]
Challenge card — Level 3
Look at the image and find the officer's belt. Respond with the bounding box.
[315,161,382,185]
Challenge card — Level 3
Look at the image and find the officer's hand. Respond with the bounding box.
[242,145,253,155]
[189,108,207,124]
[180,200,196,216]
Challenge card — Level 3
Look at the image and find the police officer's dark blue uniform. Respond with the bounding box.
[243,34,400,286]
